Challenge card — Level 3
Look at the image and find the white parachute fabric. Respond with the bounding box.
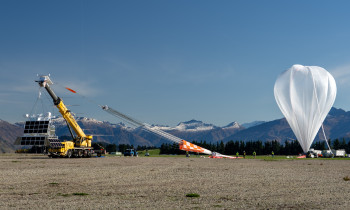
[274,64,337,153]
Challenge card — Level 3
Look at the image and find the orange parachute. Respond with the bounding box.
[179,140,205,153]
[65,87,77,93]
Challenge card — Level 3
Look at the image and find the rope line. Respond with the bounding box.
[310,69,332,153]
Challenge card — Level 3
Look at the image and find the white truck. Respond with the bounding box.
[332,149,346,157]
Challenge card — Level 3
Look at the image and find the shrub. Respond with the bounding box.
[57,193,70,197]
[186,193,200,198]
[73,193,89,196]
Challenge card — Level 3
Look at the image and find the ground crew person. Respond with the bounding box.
[253,151,256,158]
[272,151,274,158]
[243,151,246,158]
[236,152,239,158]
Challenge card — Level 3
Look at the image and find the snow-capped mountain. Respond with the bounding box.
[153,120,218,132]
[241,121,265,128]
[175,120,218,131]
[152,120,242,131]
[51,116,104,125]
[222,122,241,129]
[136,119,244,144]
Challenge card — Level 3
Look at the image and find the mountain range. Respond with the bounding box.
[2,107,350,153]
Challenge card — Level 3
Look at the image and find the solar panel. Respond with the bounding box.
[23,121,50,134]
[19,136,46,146]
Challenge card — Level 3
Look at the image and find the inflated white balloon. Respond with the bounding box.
[274,64,337,153]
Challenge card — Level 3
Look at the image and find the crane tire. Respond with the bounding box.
[66,150,72,158]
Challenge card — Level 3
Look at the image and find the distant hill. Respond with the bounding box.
[222,107,350,143]
[0,120,23,153]
[322,107,350,139]
[241,121,265,128]
[222,118,295,142]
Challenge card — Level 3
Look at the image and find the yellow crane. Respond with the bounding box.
[36,75,94,158]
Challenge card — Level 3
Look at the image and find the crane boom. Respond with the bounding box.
[36,75,92,147]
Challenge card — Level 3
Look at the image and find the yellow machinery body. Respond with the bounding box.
[48,141,74,156]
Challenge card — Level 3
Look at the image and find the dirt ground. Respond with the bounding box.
[0,154,349,209]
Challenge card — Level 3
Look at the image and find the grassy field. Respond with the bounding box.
[0,153,349,209]
[113,149,350,160]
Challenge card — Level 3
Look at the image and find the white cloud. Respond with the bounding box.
[329,64,350,86]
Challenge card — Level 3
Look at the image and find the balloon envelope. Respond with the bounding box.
[274,64,336,153]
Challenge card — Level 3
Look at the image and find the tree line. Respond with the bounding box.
[159,140,303,155]
[23,138,350,155]
[159,139,350,155]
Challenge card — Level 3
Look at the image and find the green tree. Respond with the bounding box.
[271,140,281,155]
[218,141,225,154]
[333,139,340,150]
[118,144,132,153]
[340,138,347,150]
[224,141,234,155]
[105,144,117,153]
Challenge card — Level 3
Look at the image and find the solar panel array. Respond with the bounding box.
[20,136,46,145]
[17,120,65,148]
[19,136,64,148]
[24,121,49,134]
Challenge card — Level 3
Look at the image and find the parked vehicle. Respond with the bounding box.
[124,149,138,157]
[332,149,346,157]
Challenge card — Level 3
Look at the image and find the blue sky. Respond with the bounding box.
[1,0,350,126]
